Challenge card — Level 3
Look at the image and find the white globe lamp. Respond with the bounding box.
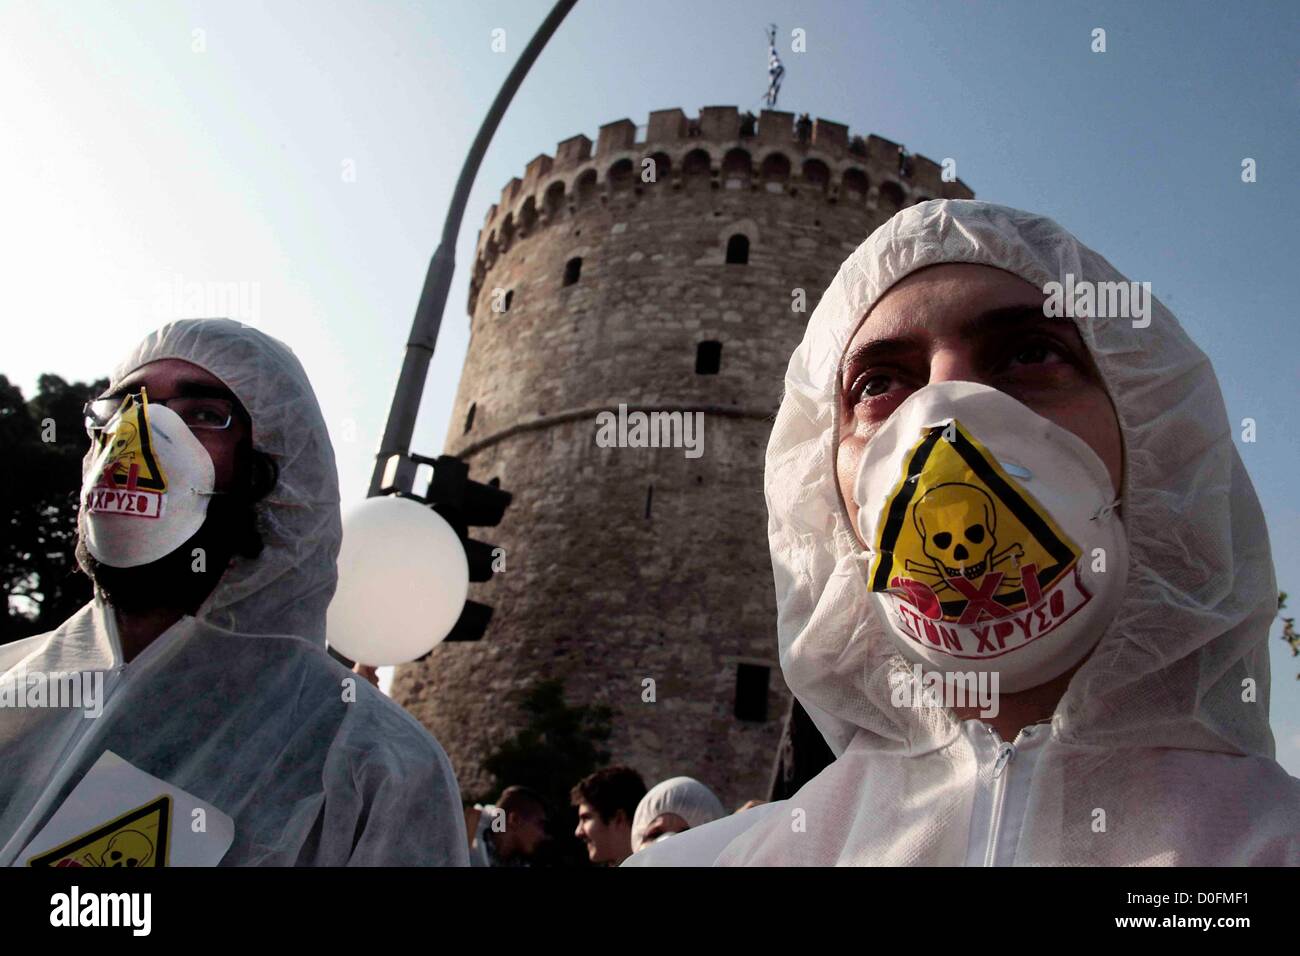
[327,496,469,666]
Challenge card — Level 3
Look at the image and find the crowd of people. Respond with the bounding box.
[466,768,747,867]
[1,200,1296,867]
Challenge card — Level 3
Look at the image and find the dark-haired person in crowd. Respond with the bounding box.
[571,765,646,865]
[468,785,550,867]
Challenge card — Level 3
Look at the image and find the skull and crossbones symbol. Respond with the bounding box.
[904,483,1024,594]
[106,421,137,461]
[99,829,154,867]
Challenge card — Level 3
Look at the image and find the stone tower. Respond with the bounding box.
[392,106,973,807]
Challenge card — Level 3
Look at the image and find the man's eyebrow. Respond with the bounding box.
[170,380,236,400]
[839,333,927,379]
[957,304,1060,338]
[101,379,235,401]
[840,304,1069,378]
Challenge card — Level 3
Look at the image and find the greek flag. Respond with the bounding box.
[765,24,784,108]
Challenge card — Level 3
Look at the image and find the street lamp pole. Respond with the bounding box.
[367,0,579,497]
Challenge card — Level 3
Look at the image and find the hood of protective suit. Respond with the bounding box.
[630,777,727,854]
[101,318,343,642]
[626,201,1300,866]
[0,319,467,866]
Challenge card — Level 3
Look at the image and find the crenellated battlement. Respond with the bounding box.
[468,106,974,305]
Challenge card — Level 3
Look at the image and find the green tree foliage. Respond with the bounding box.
[1,374,108,644]
[1279,592,1298,679]
[478,678,613,866]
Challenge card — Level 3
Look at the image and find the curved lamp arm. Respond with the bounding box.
[368,0,579,496]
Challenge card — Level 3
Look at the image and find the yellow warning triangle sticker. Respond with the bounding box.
[868,420,1081,626]
[90,391,167,494]
[27,794,171,868]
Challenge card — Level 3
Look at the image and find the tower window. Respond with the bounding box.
[725,234,749,265]
[696,340,722,375]
[734,663,770,721]
[644,484,653,519]
[563,257,582,286]
[464,402,476,435]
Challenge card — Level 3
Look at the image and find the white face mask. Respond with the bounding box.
[81,395,217,569]
[853,381,1128,693]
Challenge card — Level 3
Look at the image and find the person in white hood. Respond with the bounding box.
[626,200,1300,866]
[629,776,726,855]
[0,318,468,866]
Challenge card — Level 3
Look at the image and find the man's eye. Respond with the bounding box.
[1007,343,1062,367]
[178,399,232,427]
[851,373,897,401]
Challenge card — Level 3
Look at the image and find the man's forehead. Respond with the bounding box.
[851,266,1045,341]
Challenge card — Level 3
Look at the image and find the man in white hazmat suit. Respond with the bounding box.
[627,200,1300,866]
[0,318,469,866]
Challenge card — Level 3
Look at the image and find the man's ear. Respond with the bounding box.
[612,809,630,829]
[249,451,278,501]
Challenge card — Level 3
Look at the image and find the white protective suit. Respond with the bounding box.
[629,777,727,854]
[0,318,469,866]
[626,200,1300,866]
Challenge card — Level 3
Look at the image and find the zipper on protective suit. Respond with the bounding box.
[977,721,1049,866]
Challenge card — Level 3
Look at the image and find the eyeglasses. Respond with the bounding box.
[83,391,235,436]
